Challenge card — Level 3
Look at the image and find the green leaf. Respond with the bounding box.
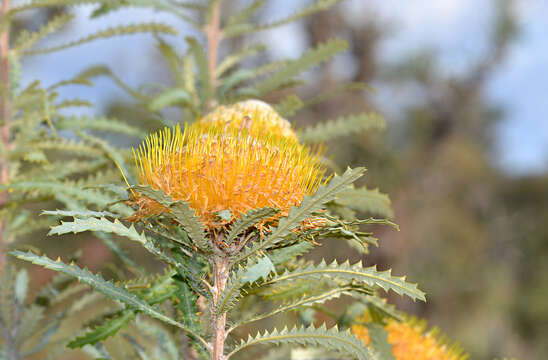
[68,310,135,348]
[366,323,394,360]
[265,259,426,302]
[96,232,144,273]
[225,207,279,245]
[77,131,135,187]
[174,280,200,330]
[71,65,147,101]
[232,167,365,265]
[10,251,208,348]
[335,186,393,218]
[274,94,304,118]
[224,0,343,37]
[240,255,275,283]
[148,88,194,112]
[124,334,151,360]
[9,0,108,15]
[300,112,386,143]
[182,54,197,99]
[42,209,117,218]
[15,269,29,305]
[23,23,178,56]
[34,138,103,157]
[55,98,93,109]
[56,115,144,137]
[215,44,266,78]
[48,217,177,267]
[229,287,355,333]
[216,256,274,315]
[0,181,115,209]
[186,37,211,109]
[225,0,265,28]
[269,242,315,266]
[82,342,112,360]
[227,324,373,360]
[131,185,211,253]
[157,40,184,86]
[13,12,74,53]
[246,38,348,96]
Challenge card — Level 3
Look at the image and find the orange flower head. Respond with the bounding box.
[131,123,324,228]
[197,100,298,142]
[351,316,468,360]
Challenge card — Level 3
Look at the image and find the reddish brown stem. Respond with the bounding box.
[0,0,12,273]
[211,255,229,360]
[205,0,222,110]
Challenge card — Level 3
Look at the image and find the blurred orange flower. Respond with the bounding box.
[352,316,467,360]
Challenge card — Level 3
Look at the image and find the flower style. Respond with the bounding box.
[131,123,324,228]
[197,100,298,142]
[351,316,468,360]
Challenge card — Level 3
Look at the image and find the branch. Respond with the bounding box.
[0,0,11,272]
[205,0,222,110]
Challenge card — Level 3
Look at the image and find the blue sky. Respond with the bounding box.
[20,0,548,175]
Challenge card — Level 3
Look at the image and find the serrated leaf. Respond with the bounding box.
[245,38,348,96]
[274,94,304,118]
[148,88,194,112]
[70,65,147,101]
[225,0,265,28]
[23,23,178,56]
[300,112,386,143]
[186,37,211,109]
[42,209,118,218]
[78,131,135,188]
[215,44,266,78]
[269,242,315,266]
[227,324,373,360]
[96,232,144,274]
[335,186,393,218]
[232,167,365,265]
[13,13,74,53]
[225,207,279,245]
[265,259,426,302]
[157,39,184,85]
[56,115,144,137]
[230,287,355,333]
[225,0,343,37]
[68,310,135,348]
[10,251,207,348]
[131,185,211,253]
[240,255,275,283]
[48,217,176,267]
[216,256,274,315]
[0,181,115,210]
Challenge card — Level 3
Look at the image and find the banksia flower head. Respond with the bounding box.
[351,315,468,360]
[198,100,298,142]
[131,122,324,228]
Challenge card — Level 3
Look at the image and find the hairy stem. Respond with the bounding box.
[0,0,11,273]
[205,0,221,110]
[211,255,229,360]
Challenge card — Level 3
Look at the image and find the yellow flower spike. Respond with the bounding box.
[197,100,298,142]
[131,123,325,229]
[351,315,468,360]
